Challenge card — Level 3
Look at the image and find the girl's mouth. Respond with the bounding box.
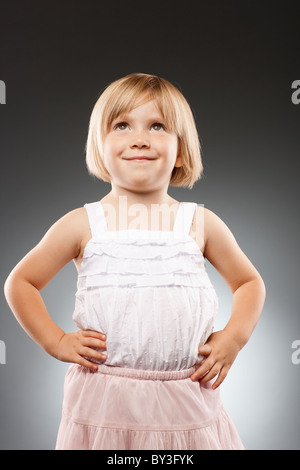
[124,157,157,162]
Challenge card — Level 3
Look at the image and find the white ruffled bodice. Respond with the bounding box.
[72,201,218,371]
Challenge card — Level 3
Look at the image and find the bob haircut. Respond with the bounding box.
[86,73,203,189]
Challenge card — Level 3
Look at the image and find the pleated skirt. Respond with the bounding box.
[56,363,244,450]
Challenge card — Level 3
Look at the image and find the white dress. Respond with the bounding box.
[56,200,245,450]
[73,201,218,370]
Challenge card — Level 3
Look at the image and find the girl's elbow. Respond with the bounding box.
[4,268,29,303]
[258,275,266,301]
[4,270,18,303]
[250,273,266,307]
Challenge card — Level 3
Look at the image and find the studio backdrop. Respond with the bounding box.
[0,0,299,450]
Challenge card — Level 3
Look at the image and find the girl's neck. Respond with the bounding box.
[102,188,178,210]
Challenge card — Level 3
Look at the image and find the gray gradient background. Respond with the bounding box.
[0,0,299,450]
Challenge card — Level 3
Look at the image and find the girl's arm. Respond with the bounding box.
[4,208,106,370]
[191,208,266,387]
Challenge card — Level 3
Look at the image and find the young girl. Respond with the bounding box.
[4,73,266,450]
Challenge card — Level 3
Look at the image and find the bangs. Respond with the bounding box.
[100,75,184,138]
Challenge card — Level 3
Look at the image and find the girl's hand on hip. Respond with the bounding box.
[54,329,107,370]
[190,330,241,389]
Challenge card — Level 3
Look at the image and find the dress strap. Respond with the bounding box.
[84,202,107,238]
[173,202,197,236]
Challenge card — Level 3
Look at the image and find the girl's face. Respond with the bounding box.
[102,100,182,195]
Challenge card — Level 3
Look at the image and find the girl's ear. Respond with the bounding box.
[174,154,183,168]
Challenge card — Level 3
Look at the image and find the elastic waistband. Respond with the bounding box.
[94,364,198,381]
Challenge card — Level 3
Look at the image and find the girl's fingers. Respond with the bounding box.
[190,360,214,382]
[80,346,107,361]
[212,367,229,390]
[79,330,107,350]
[80,329,106,340]
[82,336,107,350]
[198,344,212,356]
[76,355,99,371]
[191,364,229,390]
[199,364,220,384]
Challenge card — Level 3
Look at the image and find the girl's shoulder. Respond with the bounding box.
[192,204,217,235]
[53,205,90,237]
[61,204,92,244]
[10,206,92,291]
[192,204,233,255]
[41,205,91,260]
[44,206,92,271]
[66,205,96,264]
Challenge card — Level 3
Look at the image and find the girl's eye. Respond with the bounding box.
[115,122,128,131]
[151,122,165,131]
[113,121,166,131]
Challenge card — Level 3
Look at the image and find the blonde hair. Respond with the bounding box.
[86,73,203,189]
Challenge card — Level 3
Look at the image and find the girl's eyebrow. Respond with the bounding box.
[112,114,165,124]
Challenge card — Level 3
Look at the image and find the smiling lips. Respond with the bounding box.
[124,157,157,162]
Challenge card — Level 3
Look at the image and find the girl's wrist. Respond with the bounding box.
[43,329,66,359]
[222,325,248,351]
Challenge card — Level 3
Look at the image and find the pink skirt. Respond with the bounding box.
[55,364,244,450]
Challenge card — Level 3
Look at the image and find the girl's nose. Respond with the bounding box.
[130,131,150,149]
